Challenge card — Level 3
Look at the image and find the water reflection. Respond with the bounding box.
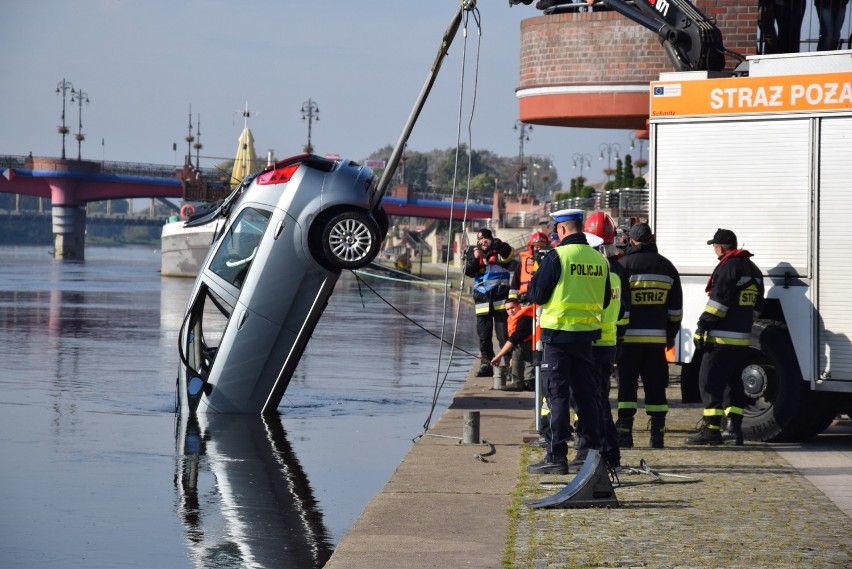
[175,414,333,568]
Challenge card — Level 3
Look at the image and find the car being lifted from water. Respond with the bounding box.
[176,154,388,415]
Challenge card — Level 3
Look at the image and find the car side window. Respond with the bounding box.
[209,207,271,289]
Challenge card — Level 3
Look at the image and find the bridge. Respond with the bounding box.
[0,154,492,260]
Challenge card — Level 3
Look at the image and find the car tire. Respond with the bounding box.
[321,210,380,270]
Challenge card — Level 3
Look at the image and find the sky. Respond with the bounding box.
[0,0,635,189]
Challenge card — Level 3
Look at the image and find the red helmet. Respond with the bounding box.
[528,231,550,254]
[583,212,616,245]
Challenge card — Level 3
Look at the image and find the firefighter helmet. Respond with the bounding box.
[583,212,616,245]
[528,231,550,254]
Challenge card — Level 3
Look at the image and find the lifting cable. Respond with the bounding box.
[421,2,483,436]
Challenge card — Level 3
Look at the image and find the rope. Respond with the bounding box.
[421,1,483,436]
[351,273,478,359]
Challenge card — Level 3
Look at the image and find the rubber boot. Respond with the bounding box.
[685,417,723,445]
[615,417,633,448]
[649,415,665,449]
[475,363,493,377]
[722,414,744,446]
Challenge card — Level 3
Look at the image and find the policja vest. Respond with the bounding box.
[539,244,608,334]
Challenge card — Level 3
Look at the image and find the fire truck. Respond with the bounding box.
[651,51,852,441]
[512,0,852,440]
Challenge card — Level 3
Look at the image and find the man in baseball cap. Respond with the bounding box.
[707,228,737,247]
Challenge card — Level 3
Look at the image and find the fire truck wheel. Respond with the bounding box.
[740,320,839,442]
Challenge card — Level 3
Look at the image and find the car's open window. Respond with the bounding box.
[208,207,271,289]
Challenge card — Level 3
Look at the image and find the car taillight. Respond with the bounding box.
[256,163,301,186]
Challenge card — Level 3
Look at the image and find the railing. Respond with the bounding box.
[0,154,227,181]
[550,188,648,226]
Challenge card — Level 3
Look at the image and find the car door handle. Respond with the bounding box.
[237,309,249,330]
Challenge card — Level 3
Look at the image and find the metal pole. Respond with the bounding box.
[56,78,75,160]
[374,0,475,206]
[463,411,480,444]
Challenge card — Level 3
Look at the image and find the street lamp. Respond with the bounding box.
[301,98,319,154]
[629,132,647,175]
[572,152,592,181]
[70,87,89,161]
[193,113,203,169]
[56,78,75,159]
[514,120,533,192]
[598,142,621,180]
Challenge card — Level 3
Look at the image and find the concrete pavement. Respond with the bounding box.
[324,360,852,568]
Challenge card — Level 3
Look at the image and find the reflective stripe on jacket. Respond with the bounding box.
[698,251,765,347]
[619,242,682,345]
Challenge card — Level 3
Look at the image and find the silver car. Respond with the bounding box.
[177,154,388,414]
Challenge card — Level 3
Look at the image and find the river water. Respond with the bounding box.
[0,245,476,568]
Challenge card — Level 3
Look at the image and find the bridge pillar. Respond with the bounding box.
[52,205,87,260]
[32,157,100,261]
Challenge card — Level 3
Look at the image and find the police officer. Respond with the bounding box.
[686,229,765,445]
[616,222,683,449]
[464,228,514,377]
[526,209,610,474]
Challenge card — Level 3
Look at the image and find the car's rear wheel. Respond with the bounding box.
[321,210,380,270]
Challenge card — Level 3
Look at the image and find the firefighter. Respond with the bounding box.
[616,222,683,449]
[490,297,536,391]
[526,209,610,474]
[686,229,765,446]
[508,231,551,303]
[464,227,514,377]
[572,212,630,468]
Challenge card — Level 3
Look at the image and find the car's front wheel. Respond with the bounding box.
[321,210,380,270]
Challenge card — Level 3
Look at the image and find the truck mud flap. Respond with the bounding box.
[524,450,619,509]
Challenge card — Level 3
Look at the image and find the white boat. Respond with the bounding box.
[160,217,223,278]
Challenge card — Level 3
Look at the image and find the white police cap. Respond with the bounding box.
[550,208,584,223]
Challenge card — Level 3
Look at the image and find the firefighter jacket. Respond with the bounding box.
[527,233,610,344]
[696,249,765,347]
[618,242,683,344]
[595,257,630,348]
[507,304,537,347]
[464,238,514,315]
[509,250,546,301]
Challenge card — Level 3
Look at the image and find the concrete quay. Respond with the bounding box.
[324,365,852,569]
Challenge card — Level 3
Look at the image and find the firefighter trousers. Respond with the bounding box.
[616,343,669,419]
[698,343,748,415]
[475,310,507,361]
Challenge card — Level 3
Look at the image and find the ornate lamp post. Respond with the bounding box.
[56,78,75,159]
[193,113,203,169]
[572,152,592,181]
[629,132,647,175]
[70,87,89,160]
[514,120,533,192]
[598,142,621,181]
[301,99,319,154]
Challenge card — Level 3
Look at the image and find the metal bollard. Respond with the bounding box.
[463,411,480,444]
[493,365,505,390]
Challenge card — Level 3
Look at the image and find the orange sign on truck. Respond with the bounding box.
[650,71,852,117]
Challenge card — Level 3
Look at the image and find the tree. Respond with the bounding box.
[623,154,635,187]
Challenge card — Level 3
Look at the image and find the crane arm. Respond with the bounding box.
[509,0,733,72]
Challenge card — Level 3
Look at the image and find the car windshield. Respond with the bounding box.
[208,207,271,289]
